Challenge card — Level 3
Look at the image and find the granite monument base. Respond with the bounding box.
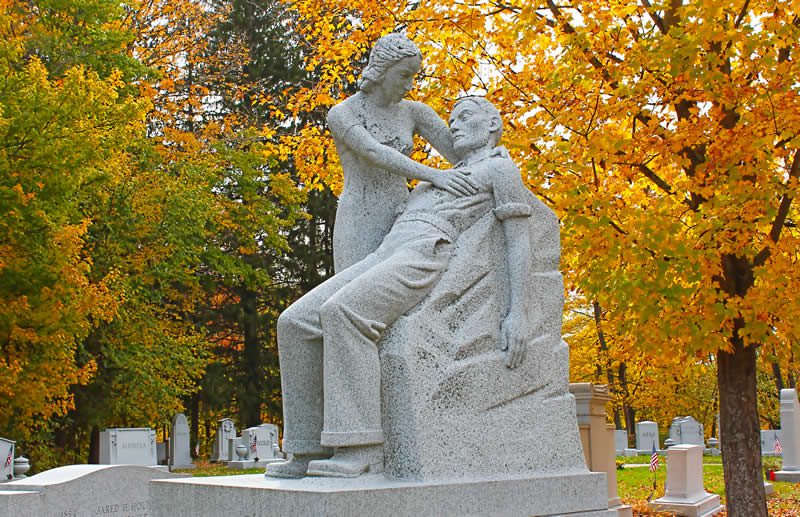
[226,458,284,470]
[150,471,609,517]
[774,470,800,482]
[649,492,724,517]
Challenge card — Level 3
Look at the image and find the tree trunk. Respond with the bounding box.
[771,361,785,393]
[190,394,199,459]
[592,300,619,428]
[238,289,262,428]
[88,426,100,464]
[717,335,767,517]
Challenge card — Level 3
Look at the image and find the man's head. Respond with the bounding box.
[448,97,503,158]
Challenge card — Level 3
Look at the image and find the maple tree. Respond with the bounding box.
[279,1,799,514]
[0,0,147,449]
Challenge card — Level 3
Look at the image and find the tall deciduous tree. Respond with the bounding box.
[279,1,799,514]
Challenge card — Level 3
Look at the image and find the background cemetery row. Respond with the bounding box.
[2,0,798,477]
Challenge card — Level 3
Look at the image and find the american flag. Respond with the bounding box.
[3,447,12,469]
[649,443,659,472]
[775,435,783,454]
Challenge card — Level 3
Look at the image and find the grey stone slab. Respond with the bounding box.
[2,464,185,516]
[774,470,800,482]
[98,428,157,466]
[760,429,782,456]
[169,413,195,470]
[668,416,705,447]
[210,418,236,462]
[0,490,42,515]
[614,430,628,454]
[150,471,609,517]
[635,421,659,452]
[650,492,724,517]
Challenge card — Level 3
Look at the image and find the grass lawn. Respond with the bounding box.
[616,455,800,515]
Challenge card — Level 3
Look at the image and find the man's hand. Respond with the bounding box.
[500,311,529,369]
[430,168,478,197]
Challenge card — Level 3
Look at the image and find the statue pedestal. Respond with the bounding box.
[150,471,609,517]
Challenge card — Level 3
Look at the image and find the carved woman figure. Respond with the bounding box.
[326,33,476,272]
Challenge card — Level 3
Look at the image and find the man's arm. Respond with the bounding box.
[492,158,534,369]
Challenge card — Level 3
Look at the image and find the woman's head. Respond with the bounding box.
[359,33,422,94]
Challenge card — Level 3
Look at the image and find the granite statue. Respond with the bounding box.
[327,33,477,272]
[266,96,589,481]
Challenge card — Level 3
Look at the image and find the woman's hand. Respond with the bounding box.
[430,168,479,197]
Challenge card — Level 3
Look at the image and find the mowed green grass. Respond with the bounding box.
[616,455,800,515]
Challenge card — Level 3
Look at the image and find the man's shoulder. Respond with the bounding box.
[471,147,519,174]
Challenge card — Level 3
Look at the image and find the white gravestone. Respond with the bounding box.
[169,413,195,470]
[775,388,800,482]
[668,416,704,447]
[210,418,236,462]
[0,438,15,481]
[614,430,628,455]
[0,464,185,516]
[251,423,281,462]
[98,428,158,466]
[760,429,782,457]
[226,424,283,469]
[636,421,659,453]
[649,444,724,516]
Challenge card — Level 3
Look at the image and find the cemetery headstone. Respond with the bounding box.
[636,421,659,453]
[0,464,186,516]
[169,413,195,470]
[649,444,723,516]
[252,423,281,462]
[98,428,158,466]
[775,388,800,482]
[614,430,627,455]
[760,429,782,457]
[668,416,705,447]
[226,423,284,469]
[210,418,236,462]
[0,438,15,481]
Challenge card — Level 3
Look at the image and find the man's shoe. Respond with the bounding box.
[265,453,330,479]
[306,445,384,478]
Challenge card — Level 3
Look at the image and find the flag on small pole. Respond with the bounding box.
[775,435,783,455]
[650,443,660,472]
[3,447,12,469]
[646,442,660,500]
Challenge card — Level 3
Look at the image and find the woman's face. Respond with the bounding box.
[378,55,422,103]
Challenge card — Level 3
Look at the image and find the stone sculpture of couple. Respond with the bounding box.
[267,33,584,481]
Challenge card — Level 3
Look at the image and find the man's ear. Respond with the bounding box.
[489,116,502,133]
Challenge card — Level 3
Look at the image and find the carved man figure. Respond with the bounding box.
[266,97,534,479]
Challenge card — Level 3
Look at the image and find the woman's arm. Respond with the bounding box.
[328,104,477,196]
[409,101,460,165]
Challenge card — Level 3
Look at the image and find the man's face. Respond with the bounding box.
[448,101,496,156]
